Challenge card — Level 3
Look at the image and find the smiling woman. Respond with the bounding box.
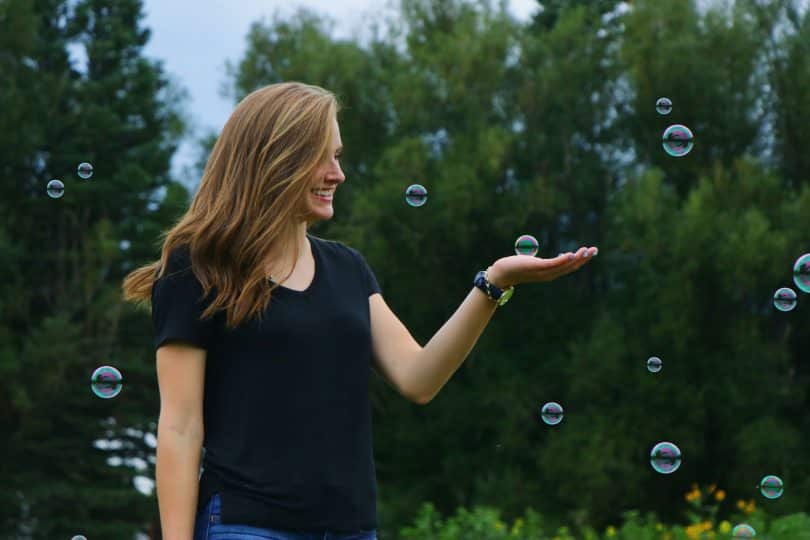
[121,82,384,540]
[119,78,595,540]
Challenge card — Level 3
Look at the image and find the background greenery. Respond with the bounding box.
[1,0,808,538]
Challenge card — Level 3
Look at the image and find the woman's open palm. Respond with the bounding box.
[492,246,598,286]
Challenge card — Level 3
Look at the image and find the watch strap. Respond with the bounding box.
[474,270,514,306]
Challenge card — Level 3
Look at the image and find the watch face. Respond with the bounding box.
[498,287,514,306]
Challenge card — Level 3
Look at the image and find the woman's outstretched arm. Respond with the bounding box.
[370,246,597,404]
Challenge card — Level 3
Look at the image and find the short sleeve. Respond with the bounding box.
[350,248,382,297]
[151,245,217,351]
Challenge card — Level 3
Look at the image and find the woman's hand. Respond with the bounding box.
[487,246,598,288]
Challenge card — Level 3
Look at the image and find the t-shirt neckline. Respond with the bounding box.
[268,234,320,294]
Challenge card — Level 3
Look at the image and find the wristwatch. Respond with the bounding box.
[474,270,515,306]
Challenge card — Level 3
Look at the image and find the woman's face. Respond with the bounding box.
[303,117,345,223]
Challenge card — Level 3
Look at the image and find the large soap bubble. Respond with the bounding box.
[77,162,94,179]
[773,287,797,312]
[405,184,428,207]
[731,524,756,538]
[650,441,681,474]
[91,365,123,399]
[759,475,783,499]
[647,356,663,373]
[47,179,64,199]
[655,97,672,115]
[793,253,810,293]
[540,401,564,426]
[514,234,540,256]
[662,124,694,157]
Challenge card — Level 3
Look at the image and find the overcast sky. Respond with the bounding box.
[140,0,539,180]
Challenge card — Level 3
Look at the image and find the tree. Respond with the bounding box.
[217,0,810,534]
[0,0,187,537]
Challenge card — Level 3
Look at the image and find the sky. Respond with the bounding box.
[140,0,539,181]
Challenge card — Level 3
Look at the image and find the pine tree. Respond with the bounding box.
[0,0,187,537]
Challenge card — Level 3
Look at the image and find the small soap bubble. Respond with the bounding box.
[650,441,681,474]
[793,253,810,293]
[647,356,662,373]
[46,179,64,199]
[731,524,756,538]
[77,162,94,179]
[71,536,88,540]
[91,365,123,399]
[405,184,428,207]
[514,234,540,256]
[655,97,672,115]
[540,402,564,426]
[759,475,784,499]
[662,124,694,157]
[773,287,797,312]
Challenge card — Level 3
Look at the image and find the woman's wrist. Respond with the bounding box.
[486,264,513,290]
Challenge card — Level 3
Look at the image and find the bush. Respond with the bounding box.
[398,485,810,540]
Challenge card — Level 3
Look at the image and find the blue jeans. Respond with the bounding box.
[193,492,378,540]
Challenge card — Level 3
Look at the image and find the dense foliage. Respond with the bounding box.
[1,0,808,538]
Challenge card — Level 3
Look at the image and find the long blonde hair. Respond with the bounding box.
[121,82,340,329]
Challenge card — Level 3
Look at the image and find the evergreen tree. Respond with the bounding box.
[0,0,187,537]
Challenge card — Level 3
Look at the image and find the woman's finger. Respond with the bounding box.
[567,248,597,272]
[537,247,596,281]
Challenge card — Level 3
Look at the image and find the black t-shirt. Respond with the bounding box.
[151,233,382,532]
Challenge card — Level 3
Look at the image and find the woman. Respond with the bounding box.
[122,81,597,540]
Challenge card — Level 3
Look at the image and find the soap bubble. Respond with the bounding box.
[655,97,672,115]
[650,441,681,474]
[91,365,123,399]
[759,475,784,499]
[773,287,797,312]
[647,356,662,373]
[662,124,694,157]
[793,254,810,293]
[71,536,88,540]
[405,184,428,207]
[540,402,564,426]
[46,179,64,199]
[514,234,540,256]
[731,524,756,538]
[77,162,94,179]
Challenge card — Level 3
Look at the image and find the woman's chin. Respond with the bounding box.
[305,205,334,222]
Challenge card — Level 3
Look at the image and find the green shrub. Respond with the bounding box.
[398,500,810,540]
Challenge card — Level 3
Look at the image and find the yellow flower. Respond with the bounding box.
[606,525,617,537]
[719,521,731,534]
[736,499,746,510]
[707,483,716,494]
[685,488,702,502]
[685,524,702,539]
[714,489,726,502]
[686,522,714,540]
[745,500,756,514]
